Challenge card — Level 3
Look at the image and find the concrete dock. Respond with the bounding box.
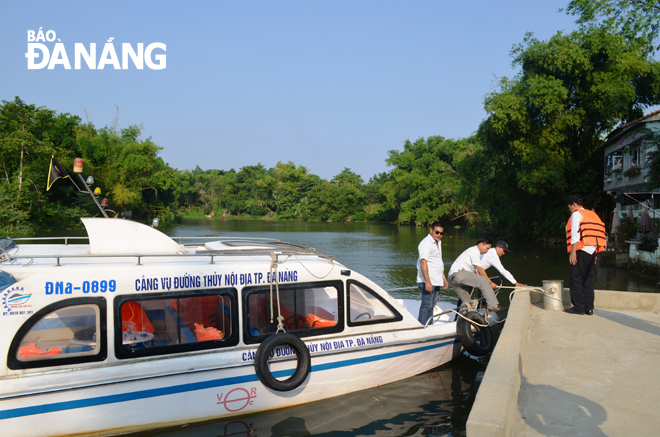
[466,288,660,436]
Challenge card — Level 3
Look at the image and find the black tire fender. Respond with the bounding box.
[254,333,311,391]
[456,311,493,357]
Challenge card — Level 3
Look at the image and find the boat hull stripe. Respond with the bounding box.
[0,338,458,420]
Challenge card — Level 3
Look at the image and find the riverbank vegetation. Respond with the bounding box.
[2,1,660,238]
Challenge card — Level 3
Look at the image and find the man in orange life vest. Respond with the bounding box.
[566,194,607,315]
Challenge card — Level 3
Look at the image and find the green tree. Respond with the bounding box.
[76,124,178,221]
[230,164,273,216]
[0,183,32,235]
[362,172,398,222]
[0,97,56,203]
[384,136,471,225]
[271,161,310,216]
[475,29,660,237]
[565,0,660,51]
[0,97,88,233]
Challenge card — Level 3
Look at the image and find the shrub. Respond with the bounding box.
[614,216,638,250]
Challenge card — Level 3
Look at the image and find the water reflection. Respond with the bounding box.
[134,356,484,437]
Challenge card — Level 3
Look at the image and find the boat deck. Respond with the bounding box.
[467,289,660,436]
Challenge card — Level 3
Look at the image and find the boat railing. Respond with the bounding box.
[10,237,89,245]
[10,236,285,245]
[172,236,281,244]
[4,247,333,266]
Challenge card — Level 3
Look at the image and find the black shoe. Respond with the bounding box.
[586,309,593,316]
[565,307,585,315]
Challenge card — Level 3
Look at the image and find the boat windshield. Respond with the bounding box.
[348,281,400,325]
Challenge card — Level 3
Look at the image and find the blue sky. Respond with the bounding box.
[1,1,577,180]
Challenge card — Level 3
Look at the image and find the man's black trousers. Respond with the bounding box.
[569,250,597,313]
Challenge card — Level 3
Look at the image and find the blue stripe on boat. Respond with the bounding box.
[0,338,458,420]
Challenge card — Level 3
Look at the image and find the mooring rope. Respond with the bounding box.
[496,285,567,304]
[269,252,286,333]
[424,305,493,328]
[419,285,567,330]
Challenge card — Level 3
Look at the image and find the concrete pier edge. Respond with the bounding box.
[466,289,531,437]
[466,287,660,436]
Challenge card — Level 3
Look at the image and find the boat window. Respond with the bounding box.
[347,280,402,326]
[114,289,238,359]
[243,281,343,344]
[7,297,108,370]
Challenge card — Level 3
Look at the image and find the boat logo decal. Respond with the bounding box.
[142,270,299,292]
[45,279,117,295]
[2,286,34,316]
[216,387,257,412]
[241,335,384,362]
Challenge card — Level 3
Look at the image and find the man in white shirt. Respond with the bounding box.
[480,240,527,287]
[447,237,502,312]
[416,222,448,325]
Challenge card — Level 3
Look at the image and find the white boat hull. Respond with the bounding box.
[2,334,460,436]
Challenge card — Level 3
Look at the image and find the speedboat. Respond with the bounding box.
[0,217,470,437]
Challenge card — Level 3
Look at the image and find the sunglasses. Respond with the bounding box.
[434,231,443,235]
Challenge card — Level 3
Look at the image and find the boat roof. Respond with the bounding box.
[1,218,332,269]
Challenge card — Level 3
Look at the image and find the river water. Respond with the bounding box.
[129,219,657,437]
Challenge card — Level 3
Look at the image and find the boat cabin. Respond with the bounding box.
[0,218,420,375]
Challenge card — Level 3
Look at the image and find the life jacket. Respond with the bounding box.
[121,302,155,333]
[193,323,223,341]
[566,208,607,253]
[307,313,337,329]
[19,343,62,358]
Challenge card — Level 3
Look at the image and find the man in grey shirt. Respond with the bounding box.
[416,222,448,324]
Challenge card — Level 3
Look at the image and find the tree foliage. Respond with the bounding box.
[384,136,476,225]
[565,0,660,51]
[474,28,660,237]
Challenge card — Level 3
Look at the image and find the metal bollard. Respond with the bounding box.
[542,280,564,311]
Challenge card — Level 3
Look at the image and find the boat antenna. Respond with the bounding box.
[73,158,109,218]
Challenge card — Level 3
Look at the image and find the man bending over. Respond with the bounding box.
[480,240,527,288]
[447,237,503,312]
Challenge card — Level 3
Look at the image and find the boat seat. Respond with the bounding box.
[164,306,183,344]
[253,298,336,332]
[164,306,202,344]
[62,345,94,354]
[170,296,220,331]
[256,297,306,331]
[180,327,196,343]
[217,302,232,338]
